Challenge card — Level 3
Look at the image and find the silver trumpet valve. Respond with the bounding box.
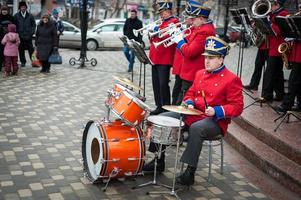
[132,19,162,37]
[153,27,191,49]
[148,22,183,38]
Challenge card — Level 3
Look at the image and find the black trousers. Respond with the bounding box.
[148,112,222,167]
[176,80,193,105]
[172,75,182,105]
[19,38,34,65]
[263,56,284,99]
[0,44,4,71]
[249,49,268,87]
[152,65,171,108]
[282,62,301,109]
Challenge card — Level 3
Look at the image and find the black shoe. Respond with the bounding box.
[243,85,258,91]
[292,105,301,112]
[176,165,196,186]
[127,69,133,72]
[274,105,290,113]
[262,96,273,102]
[273,96,283,101]
[150,107,165,115]
[142,158,165,172]
[21,63,26,67]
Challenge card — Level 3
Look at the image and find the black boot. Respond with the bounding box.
[176,165,196,186]
[142,154,165,172]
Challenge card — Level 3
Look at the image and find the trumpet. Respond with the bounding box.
[252,0,271,17]
[278,42,292,69]
[133,19,162,37]
[153,27,191,48]
[148,22,183,38]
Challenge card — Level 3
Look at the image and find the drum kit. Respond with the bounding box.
[81,75,202,195]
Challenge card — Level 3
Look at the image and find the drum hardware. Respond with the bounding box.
[100,158,120,163]
[102,167,121,192]
[82,120,145,187]
[132,143,172,191]
[128,157,144,161]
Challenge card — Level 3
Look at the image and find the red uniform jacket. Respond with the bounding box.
[288,40,301,63]
[177,22,215,82]
[149,16,179,65]
[268,8,289,56]
[183,67,244,135]
[172,49,183,75]
[259,39,268,50]
[172,28,192,75]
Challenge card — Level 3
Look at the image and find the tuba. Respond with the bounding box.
[252,0,271,17]
[278,42,292,69]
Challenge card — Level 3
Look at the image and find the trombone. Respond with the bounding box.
[133,19,162,37]
[153,27,192,48]
[148,22,183,38]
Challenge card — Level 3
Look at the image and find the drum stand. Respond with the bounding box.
[132,144,172,190]
[145,115,184,200]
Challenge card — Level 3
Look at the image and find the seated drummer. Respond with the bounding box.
[143,36,244,186]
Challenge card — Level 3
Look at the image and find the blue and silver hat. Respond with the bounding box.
[157,0,173,12]
[202,36,230,57]
[183,0,211,18]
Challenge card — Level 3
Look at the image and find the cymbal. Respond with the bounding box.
[112,75,143,91]
[162,105,203,115]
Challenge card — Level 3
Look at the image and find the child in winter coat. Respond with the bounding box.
[1,23,20,77]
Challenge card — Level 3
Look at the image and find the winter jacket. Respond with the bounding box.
[52,16,64,35]
[1,24,20,57]
[0,14,15,39]
[14,11,36,40]
[35,20,57,61]
[123,17,143,42]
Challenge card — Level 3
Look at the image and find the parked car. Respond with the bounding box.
[88,21,150,49]
[35,19,103,50]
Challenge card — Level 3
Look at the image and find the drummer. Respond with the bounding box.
[143,36,244,186]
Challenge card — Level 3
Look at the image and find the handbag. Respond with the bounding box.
[48,47,62,64]
[31,51,42,68]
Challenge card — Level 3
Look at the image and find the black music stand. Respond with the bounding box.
[243,16,278,111]
[130,39,153,98]
[230,8,251,79]
[272,16,301,131]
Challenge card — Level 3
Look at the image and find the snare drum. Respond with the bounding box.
[147,115,184,145]
[82,120,145,181]
[111,90,149,126]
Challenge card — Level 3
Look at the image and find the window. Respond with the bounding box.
[100,25,115,32]
[116,24,124,32]
[64,24,75,32]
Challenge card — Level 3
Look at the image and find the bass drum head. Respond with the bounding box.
[82,121,104,182]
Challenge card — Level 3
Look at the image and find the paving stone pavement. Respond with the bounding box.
[0,47,271,200]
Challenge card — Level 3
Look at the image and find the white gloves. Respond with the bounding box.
[170,28,184,44]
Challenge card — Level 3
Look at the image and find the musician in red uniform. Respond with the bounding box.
[276,39,301,112]
[143,37,244,187]
[171,0,215,104]
[148,0,179,115]
[171,17,193,105]
[243,22,268,91]
[262,0,289,101]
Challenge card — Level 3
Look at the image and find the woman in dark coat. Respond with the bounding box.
[35,14,57,73]
[0,6,15,72]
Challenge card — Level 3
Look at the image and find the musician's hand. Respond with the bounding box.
[171,29,184,44]
[205,106,215,117]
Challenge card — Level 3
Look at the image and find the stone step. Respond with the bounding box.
[226,122,301,195]
[233,116,301,166]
